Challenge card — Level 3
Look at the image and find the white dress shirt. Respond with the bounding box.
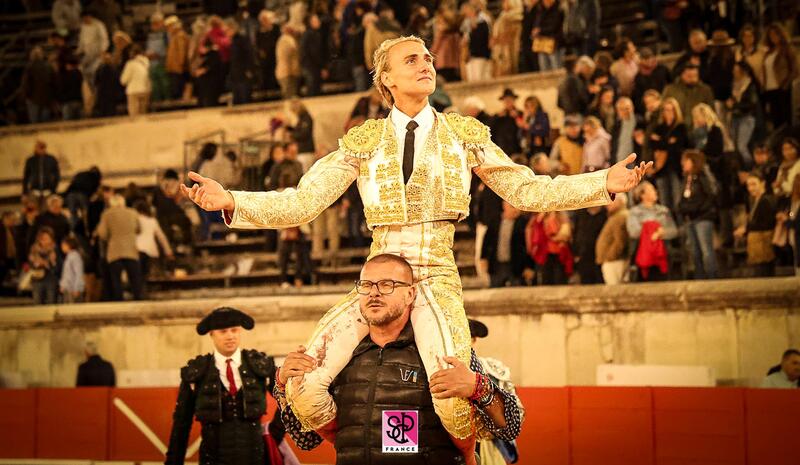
[390,103,436,172]
[214,348,242,392]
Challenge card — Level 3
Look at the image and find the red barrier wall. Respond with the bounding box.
[0,386,796,464]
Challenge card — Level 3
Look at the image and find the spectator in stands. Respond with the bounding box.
[194,35,225,107]
[300,14,326,97]
[268,142,304,191]
[77,11,109,113]
[484,201,532,287]
[461,1,492,82]
[596,194,629,284]
[677,150,718,279]
[154,170,193,252]
[260,143,284,191]
[741,144,778,193]
[735,171,777,277]
[0,212,17,283]
[761,23,798,130]
[550,114,583,175]
[530,152,551,175]
[228,19,256,104]
[22,47,56,124]
[31,195,70,248]
[276,175,313,288]
[492,0,523,76]
[76,341,116,386]
[285,99,315,170]
[690,103,725,163]
[165,15,189,100]
[532,0,562,71]
[276,25,301,99]
[627,181,678,281]
[706,30,735,114]
[87,0,121,37]
[23,140,60,201]
[406,5,433,44]
[52,0,81,35]
[735,24,764,87]
[120,44,150,116]
[761,349,800,388]
[59,236,84,303]
[28,226,59,304]
[673,29,710,82]
[146,13,170,102]
[609,38,638,97]
[311,148,343,268]
[430,5,462,82]
[562,0,599,57]
[581,116,611,173]
[97,194,143,301]
[727,60,761,169]
[589,85,617,134]
[58,56,84,120]
[612,97,638,166]
[521,95,550,156]
[662,64,714,128]
[650,97,688,211]
[778,175,800,272]
[631,47,669,116]
[461,95,491,126]
[135,200,173,279]
[573,205,606,284]
[110,30,132,68]
[429,75,452,112]
[474,183,503,286]
[530,211,572,285]
[491,89,523,157]
[64,166,101,234]
[773,138,800,200]
[256,10,281,93]
[364,7,402,70]
[557,55,593,115]
[94,51,120,117]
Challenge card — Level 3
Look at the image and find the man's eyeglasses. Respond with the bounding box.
[354,279,412,295]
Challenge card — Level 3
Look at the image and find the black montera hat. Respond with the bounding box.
[468,318,488,338]
[196,307,255,335]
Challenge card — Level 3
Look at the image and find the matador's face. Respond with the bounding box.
[382,41,437,103]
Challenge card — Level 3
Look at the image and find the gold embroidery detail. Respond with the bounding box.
[339,118,385,159]
[445,112,491,150]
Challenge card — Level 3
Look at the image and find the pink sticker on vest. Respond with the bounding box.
[382,410,419,453]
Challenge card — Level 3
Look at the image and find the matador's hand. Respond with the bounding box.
[180,171,235,212]
[606,153,653,194]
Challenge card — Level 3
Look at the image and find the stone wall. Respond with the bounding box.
[1,277,797,388]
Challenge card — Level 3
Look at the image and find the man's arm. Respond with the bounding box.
[273,382,325,450]
[164,380,197,465]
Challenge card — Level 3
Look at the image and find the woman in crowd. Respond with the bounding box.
[581,115,611,173]
[773,138,800,200]
[736,171,777,277]
[28,226,59,304]
[520,95,550,156]
[735,24,764,87]
[528,211,573,285]
[677,150,718,279]
[761,23,798,130]
[727,60,761,169]
[690,103,725,173]
[430,4,462,82]
[627,181,678,281]
[588,85,616,133]
[777,176,800,273]
[649,97,688,211]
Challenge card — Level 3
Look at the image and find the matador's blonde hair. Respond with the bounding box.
[372,35,427,107]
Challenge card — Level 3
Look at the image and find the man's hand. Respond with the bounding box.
[180,171,235,212]
[278,345,317,385]
[606,153,652,194]
[429,356,476,400]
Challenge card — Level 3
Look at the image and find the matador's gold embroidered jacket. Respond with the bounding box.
[224,110,612,229]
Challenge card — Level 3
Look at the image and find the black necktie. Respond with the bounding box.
[403,120,419,184]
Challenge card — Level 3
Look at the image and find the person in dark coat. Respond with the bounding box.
[255,10,280,92]
[558,55,594,115]
[76,341,116,387]
[490,88,523,157]
[573,206,608,283]
[227,20,256,105]
[482,201,534,287]
[677,150,718,279]
[21,46,56,124]
[300,13,325,97]
[631,47,670,115]
[64,166,102,234]
[30,194,70,248]
[275,254,523,465]
[94,51,121,117]
[165,307,284,465]
[23,141,61,198]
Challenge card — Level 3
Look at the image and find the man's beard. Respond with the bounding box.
[361,301,404,327]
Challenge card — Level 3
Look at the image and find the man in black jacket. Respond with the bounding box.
[165,307,283,465]
[23,141,60,202]
[482,201,534,287]
[76,341,116,387]
[276,254,524,465]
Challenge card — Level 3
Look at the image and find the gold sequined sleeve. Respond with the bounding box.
[473,142,612,212]
[224,150,358,229]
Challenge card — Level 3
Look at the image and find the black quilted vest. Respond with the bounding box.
[331,321,463,465]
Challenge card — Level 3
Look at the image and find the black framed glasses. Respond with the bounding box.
[354,279,412,295]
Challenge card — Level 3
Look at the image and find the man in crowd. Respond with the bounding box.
[23,141,60,205]
[276,254,524,464]
[76,341,116,387]
[762,349,800,388]
[662,63,713,128]
[165,307,284,464]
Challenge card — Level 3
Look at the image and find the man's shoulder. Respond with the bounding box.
[242,349,275,377]
[180,353,213,382]
[443,112,491,146]
[340,117,386,158]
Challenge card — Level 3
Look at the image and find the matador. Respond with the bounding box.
[183,35,651,465]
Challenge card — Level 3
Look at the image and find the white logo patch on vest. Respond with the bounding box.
[382,410,419,453]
